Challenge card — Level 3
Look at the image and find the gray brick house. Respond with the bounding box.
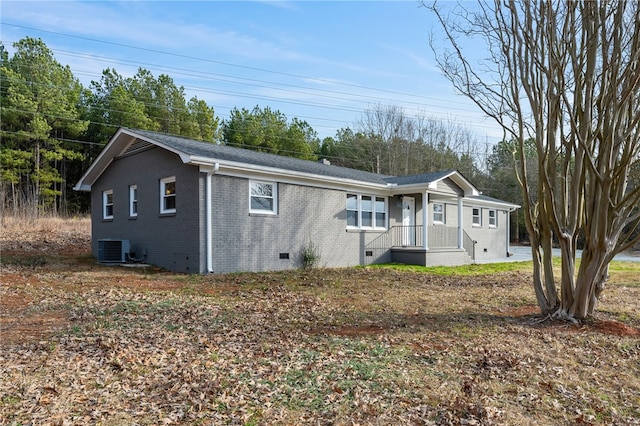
[75,128,519,273]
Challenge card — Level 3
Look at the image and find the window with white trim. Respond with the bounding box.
[129,185,138,217]
[346,194,359,227]
[160,177,176,214]
[103,189,114,220]
[249,180,277,214]
[472,208,481,226]
[346,194,387,229]
[375,197,386,227]
[433,203,445,224]
[488,209,497,227]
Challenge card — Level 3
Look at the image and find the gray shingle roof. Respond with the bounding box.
[131,128,392,184]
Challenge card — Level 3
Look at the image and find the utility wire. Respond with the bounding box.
[0,29,499,129]
[1,24,482,105]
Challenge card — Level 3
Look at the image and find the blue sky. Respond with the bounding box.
[1,1,501,142]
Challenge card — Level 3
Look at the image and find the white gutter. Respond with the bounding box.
[188,156,389,189]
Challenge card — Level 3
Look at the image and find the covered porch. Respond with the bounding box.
[365,184,477,266]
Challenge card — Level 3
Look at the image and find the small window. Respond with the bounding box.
[488,209,497,227]
[472,208,481,226]
[249,180,277,214]
[160,177,176,214]
[129,185,138,217]
[103,190,114,220]
[346,194,359,227]
[433,203,445,224]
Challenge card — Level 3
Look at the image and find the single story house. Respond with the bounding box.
[75,128,520,274]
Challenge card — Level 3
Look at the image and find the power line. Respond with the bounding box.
[1,24,480,105]
[0,28,502,133]
[1,130,104,146]
[0,60,502,141]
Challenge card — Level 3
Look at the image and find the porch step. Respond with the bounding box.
[390,247,473,267]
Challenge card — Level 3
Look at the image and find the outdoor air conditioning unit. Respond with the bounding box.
[98,239,131,263]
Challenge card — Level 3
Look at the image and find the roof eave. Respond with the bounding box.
[187,156,390,192]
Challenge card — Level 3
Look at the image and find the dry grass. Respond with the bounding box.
[1,215,90,254]
[1,218,639,425]
[1,214,90,236]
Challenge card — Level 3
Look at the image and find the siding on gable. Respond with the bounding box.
[436,178,464,196]
[91,147,202,273]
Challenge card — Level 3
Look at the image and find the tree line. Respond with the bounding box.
[1,36,525,235]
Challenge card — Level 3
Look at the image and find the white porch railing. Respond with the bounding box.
[365,225,476,260]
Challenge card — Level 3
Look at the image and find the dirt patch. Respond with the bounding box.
[0,291,70,346]
[589,319,640,336]
[496,305,540,317]
[0,311,70,345]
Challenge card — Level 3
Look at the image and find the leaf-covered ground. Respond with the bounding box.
[1,224,639,425]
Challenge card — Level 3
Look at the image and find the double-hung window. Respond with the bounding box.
[433,203,445,224]
[129,185,138,217]
[472,208,481,226]
[375,197,386,227]
[488,209,497,227]
[103,189,114,220]
[361,196,373,227]
[249,180,277,214]
[160,177,176,214]
[346,194,387,229]
[346,194,359,227]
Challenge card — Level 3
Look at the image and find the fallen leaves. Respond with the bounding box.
[1,232,640,424]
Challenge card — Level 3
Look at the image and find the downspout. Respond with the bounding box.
[203,163,219,273]
[457,196,463,249]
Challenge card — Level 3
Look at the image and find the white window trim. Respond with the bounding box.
[432,202,445,224]
[129,184,138,217]
[488,209,498,228]
[373,196,387,230]
[472,207,482,227]
[160,176,176,214]
[103,189,114,220]
[249,180,278,215]
[346,194,359,228]
[346,193,387,230]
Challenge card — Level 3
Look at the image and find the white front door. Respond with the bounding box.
[402,196,415,246]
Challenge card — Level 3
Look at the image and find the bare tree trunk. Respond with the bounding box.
[429,0,640,320]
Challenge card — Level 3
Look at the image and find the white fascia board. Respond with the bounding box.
[388,183,455,196]
[75,129,195,191]
[74,183,92,192]
[386,171,480,197]
[449,173,479,196]
[464,198,520,210]
[74,128,132,191]
[187,156,390,194]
